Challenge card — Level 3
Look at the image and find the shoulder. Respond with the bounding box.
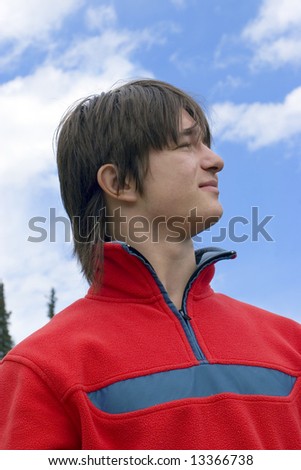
[217,293,300,327]
[2,296,108,394]
[197,293,301,372]
[215,293,301,355]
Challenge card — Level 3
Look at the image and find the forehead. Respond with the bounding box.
[179,109,196,131]
[178,109,202,141]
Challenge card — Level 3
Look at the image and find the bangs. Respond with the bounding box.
[112,80,211,151]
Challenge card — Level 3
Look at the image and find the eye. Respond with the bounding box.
[176,142,192,149]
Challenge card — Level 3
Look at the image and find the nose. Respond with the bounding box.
[200,144,224,173]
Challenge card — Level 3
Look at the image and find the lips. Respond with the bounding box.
[199,179,218,188]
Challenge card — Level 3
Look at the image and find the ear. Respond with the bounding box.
[97,164,138,202]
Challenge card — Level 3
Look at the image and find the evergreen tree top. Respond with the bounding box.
[0,281,14,359]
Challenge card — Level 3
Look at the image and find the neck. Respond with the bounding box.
[106,205,198,309]
[126,238,197,310]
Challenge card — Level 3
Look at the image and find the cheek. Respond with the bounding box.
[142,162,199,209]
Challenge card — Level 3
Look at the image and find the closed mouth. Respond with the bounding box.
[199,179,218,189]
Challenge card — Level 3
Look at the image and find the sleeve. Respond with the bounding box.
[0,358,80,449]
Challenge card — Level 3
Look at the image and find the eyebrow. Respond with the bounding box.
[179,123,201,138]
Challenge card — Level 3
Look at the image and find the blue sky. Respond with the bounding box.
[0,0,301,345]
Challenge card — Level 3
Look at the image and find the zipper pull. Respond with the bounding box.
[179,309,191,321]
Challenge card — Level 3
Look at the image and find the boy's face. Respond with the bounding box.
[135,109,224,238]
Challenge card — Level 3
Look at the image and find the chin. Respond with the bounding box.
[203,214,222,231]
[203,204,223,229]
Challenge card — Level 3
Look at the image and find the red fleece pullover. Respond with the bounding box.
[0,242,301,449]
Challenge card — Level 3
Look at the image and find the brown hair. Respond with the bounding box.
[55,79,211,285]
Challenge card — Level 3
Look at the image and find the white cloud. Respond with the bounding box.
[85,4,117,31]
[0,0,83,42]
[54,27,164,74]
[210,75,245,97]
[0,0,84,69]
[212,86,301,149]
[0,66,100,186]
[243,0,301,42]
[242,0,301,68]
[247,35,301,68]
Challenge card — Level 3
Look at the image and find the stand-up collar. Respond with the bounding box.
[87,242,236,303]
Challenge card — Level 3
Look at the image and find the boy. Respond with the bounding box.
[0,79,300,449]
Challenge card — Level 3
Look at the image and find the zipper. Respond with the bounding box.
[123,244,236,363]
[179,309,191,321]
[177,249,236,361]
[178,308,206,361]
